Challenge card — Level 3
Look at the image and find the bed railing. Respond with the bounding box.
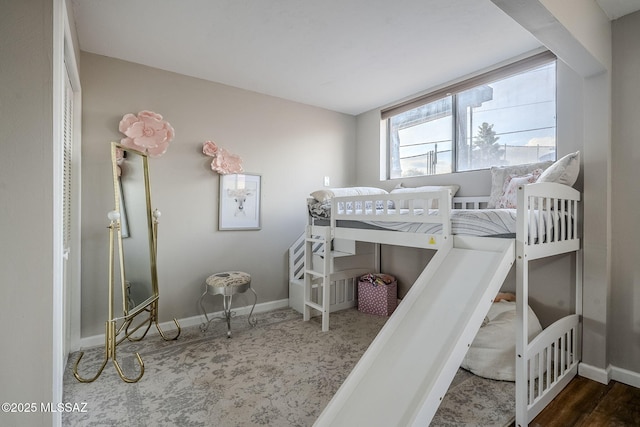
[451,196,489,210]
[515,182,581,425]
[330,189,452,229]
[517,182,581,260]
[515,312,580,426]
[526,314,580,409]
[324,189,452,249]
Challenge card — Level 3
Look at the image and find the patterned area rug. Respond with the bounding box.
[64,308,514,426]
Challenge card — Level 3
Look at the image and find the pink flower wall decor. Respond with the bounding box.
[202,140,244,174]
[119,110,175,157]
[115,147,125,176]
[202,140,219,157]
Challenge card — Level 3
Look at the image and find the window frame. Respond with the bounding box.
[382,51,557,180]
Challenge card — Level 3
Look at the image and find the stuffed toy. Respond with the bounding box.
[494,292,516,303]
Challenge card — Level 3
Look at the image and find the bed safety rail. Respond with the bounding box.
[326,189,452,250]
[515,182,581,426]
[517,314,580,425]
[331,189,451,225]
[451,196,489,210]
[517,182,580,260]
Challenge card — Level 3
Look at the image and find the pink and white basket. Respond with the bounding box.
[358,274,397,317]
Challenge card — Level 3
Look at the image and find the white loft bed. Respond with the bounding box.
[287,193,491,316]
[298,189,455,326]
[299,182,581,426]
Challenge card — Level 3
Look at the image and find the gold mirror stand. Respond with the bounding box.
[73,211,181,383]
[73,211,145,383]
[74,142,182,383]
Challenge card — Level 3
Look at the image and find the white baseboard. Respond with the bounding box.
[578,362,611,384]
[611,365,640,388]
[579,362,640,389]
[76,299,290,351]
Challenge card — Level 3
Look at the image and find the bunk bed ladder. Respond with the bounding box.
[303,225,332,331]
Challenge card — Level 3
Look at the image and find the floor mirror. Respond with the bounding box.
[74,142,181,383]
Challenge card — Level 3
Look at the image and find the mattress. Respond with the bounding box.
[312,208,518,238]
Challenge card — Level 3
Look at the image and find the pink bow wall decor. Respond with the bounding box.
[119,110,175,157]
[203,140,243,174]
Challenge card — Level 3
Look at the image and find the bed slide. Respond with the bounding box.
[314,236,515,427]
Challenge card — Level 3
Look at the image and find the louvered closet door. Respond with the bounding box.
[62,67,73,355]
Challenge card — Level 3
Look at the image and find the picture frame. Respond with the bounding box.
[219,173,262,230]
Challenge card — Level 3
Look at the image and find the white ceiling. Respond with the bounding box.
[596,0,640,19]
[70,0,637,116]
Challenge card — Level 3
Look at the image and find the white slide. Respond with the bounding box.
[314,236,515,427]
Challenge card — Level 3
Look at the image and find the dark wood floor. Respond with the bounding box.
[510,376,640,426]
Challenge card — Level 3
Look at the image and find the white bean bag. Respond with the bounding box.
[461,301,542,381]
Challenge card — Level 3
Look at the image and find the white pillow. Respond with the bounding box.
[461,301,542,381]
[537,151,580,186]
[310,187,387,202]
[390,184,459,209]
[495,169,543,209]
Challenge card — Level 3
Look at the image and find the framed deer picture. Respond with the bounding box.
[219,173,261,230]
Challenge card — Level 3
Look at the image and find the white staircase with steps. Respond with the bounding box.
[288,228,378,331]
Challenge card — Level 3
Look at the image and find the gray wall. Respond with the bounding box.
[610,11,640,374]
[354,60,584,327]
[0,0,55,425]
[80,52,356,337]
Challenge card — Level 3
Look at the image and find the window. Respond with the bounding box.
[383,52,556,179]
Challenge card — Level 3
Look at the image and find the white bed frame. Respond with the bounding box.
[298,182,581,426]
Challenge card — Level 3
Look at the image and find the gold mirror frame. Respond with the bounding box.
[113,143,159,319]
[73,142,180,384]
